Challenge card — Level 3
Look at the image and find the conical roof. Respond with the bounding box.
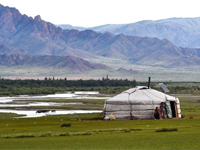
[106,86,177,105]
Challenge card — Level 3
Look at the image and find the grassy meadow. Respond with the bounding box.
[0,93,200,150]
[2,64,200,81]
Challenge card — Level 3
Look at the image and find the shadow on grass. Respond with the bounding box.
[156,128,178,132]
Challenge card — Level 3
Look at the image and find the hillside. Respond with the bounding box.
[0,54,110,72]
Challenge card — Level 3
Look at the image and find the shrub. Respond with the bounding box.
[61,123,71,127]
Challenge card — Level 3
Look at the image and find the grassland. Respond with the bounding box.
[2,64,200,81]
[0,93,200,150]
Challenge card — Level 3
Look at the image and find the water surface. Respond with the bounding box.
[0,91,107,118]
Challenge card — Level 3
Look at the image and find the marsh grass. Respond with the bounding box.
[0,94,200,149]
[0,128,143,139]
[0,115,200,149]
[0,113,24,118]
[4,98,106,111]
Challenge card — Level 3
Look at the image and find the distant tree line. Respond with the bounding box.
[0,78,137,96]
[0,78,137,87]
[0,78,200,96]
[152,82,200,95]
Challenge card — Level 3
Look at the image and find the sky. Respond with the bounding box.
[0,0,200,27]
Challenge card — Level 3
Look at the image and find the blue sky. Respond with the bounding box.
[0,0,200,27]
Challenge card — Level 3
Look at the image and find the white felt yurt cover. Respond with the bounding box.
[103,86,181,120]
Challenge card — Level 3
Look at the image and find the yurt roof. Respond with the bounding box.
[106,86,177,104]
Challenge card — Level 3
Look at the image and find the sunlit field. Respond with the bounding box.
[0,92,200,150]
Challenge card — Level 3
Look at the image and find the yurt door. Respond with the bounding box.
[165,101,172,118]
[170,101,178,118]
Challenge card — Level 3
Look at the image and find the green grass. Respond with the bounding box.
[177,95,200,118]
[0,118,200,149]
[0,113,200,149]
[0,95,200,149]
[0,113,24,118]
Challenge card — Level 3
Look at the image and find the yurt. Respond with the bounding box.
[103,86,181,120]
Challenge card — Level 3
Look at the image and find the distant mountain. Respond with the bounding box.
[57,24,86,31]
[117,68,141,75]
[0,54,110,72]
[1,4,200,68]
[0,4,100,59]
[88,18,200,48]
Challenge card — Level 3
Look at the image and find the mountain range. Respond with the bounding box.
[1,3,200,76]
[59,17,200,48]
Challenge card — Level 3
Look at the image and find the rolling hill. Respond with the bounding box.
[0,54,110,72]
